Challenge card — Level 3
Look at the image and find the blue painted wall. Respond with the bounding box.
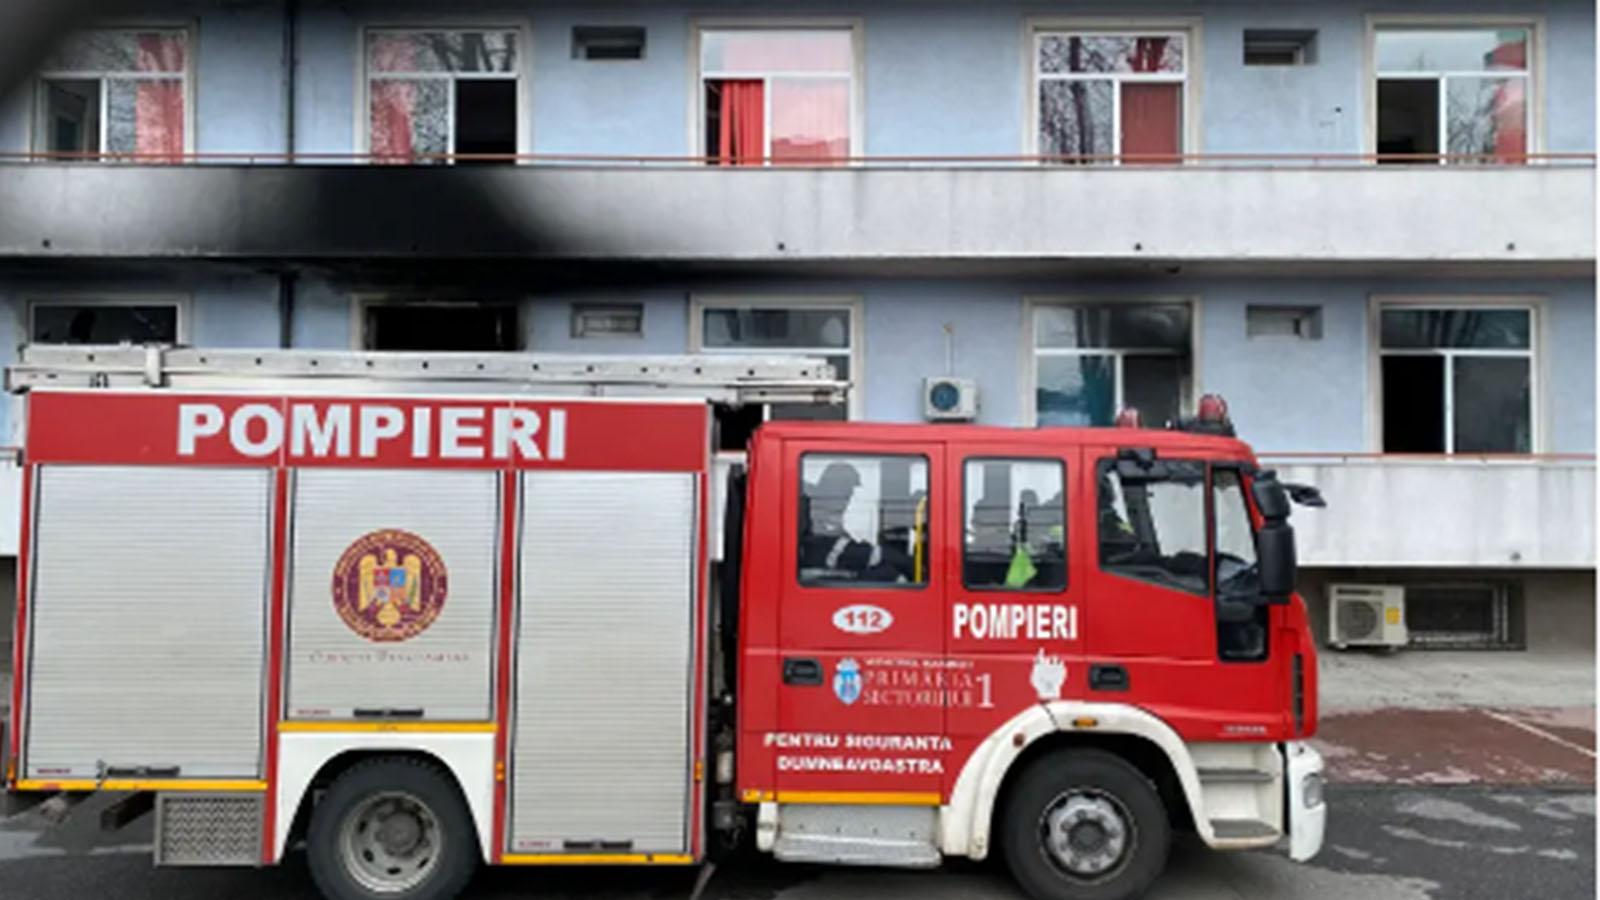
[4,0,1589,157]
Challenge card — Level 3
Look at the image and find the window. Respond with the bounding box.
[1213,468,1268,661]
[1374,26,1531,162]
[571,303,643,339]
[1405,583,1518,648]
[963,459,1066,592]
[1032,303,1192,427]
[694,299,858,423]
[1378,305,1533,453]
[572,26,645,61]
[1034,28,1188,163]
[35,28,188,160]
[365,28,520,163]
[1247,305,1322,340]
[30,300,180,344]
[1243,30,1317,66]
[700,27,855,165]
[799,454,928,587]
[361,300,520,351]
[1097,459,1207,595]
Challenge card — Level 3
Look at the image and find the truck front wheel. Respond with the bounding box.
[307,757,479,900]
[1001,749,1171,900]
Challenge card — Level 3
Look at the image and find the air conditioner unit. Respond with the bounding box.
[1328,584,1407,650]
[923,377,977,421]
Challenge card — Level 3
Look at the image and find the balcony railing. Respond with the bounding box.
[1,151,1594,167]
[1259,453,1596,570]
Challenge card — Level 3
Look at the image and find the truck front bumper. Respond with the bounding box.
[1284,740,1326,862]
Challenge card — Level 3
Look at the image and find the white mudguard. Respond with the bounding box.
[1284,740,1327,862]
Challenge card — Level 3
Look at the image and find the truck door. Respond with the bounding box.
[1082,447,1283,735]
[772,440,946,800]
[943,447,1085,789]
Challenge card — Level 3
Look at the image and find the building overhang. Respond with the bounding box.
[0,162,1592,267]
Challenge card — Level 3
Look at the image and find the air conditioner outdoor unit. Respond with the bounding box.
[923,376,977,421]
[1328,584,1407,650]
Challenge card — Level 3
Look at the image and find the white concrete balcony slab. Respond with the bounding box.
[1263,455,1596,569]
[0,161,1591,265]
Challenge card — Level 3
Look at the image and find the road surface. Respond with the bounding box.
[0,785,1591,900]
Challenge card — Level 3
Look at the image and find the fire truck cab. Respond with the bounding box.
[0,346,1324,900]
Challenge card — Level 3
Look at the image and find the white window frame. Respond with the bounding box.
[689,294,863,419]
[355,21,533,161]
[1024,16,1202,161]
[1021,296,1202,427]
[1364,14,1545,160]
[689,18,865,163]
[1367,294,1546,454]
[30,23,197,158]
[350,294,525,351]
[27,294,191,345]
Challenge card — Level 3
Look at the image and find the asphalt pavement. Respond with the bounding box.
[0,785,1592,900]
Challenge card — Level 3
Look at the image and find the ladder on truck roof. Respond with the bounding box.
[5,344,848,408]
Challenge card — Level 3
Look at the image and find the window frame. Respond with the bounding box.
[960,456,1069,594]
[1024,16,1203,162]
[1364,14,1544,161]
[27,294,190,345]
[689,294,864,419]
[30,23,197,159]
[1022,296,1202,427]
[351,294,525,351]
[689,17,865,163]
[355,21,533,162]
[1368,294,1546,454]
[796,450,931,591]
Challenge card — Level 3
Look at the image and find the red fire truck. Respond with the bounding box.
[1,347,1324,900]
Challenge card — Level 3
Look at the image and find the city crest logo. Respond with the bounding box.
[332,529,448,642]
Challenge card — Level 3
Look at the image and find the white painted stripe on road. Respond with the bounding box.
[1483,711,1598,759]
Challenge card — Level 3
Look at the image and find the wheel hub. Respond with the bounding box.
[1042,792,1132,878]
[340,791,442,895]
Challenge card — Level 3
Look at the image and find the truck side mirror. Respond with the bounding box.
[1255,520,1296,603]
[1251,472,1291,521]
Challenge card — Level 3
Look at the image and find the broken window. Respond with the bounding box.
[1036,31,1186,163]
[701,28,853,165]
[366,29,519,163]
[696,301,854,448]
[1379,306,1533,453]
[1034,304,1192,427]
[1375,27,1530,163]
[35,29,187,160]
[362,301,520,351]
[31,301,180,344]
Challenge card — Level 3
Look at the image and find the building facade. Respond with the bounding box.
[0,0,1594,659]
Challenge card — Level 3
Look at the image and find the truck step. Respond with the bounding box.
[1198,767,1275,784]
[773,833,942,868]
[1209,818,1281,842]
[773,804,941,869]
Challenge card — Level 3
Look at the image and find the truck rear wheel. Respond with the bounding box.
[1001,749,1170,900]
[307,757,479,900]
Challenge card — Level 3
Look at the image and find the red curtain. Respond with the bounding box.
[771,79,849,163]
[1492,80,1527,162]
[717,79,765,165]
[134,33,184,160]
[1120,83,1181,163]
[370,81,416,162]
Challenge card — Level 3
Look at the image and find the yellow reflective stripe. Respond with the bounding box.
[278,721,496,734]
[776,790,942,806]
[500,853,695,865]
[15,779,266,792]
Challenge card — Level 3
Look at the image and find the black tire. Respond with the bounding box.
[1001,749,1171,900]
[306,757,480,900]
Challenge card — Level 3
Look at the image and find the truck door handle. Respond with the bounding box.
[782,658,823,686]
[1089,664,1129,692]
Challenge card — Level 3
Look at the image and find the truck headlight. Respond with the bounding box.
[1302,773,1324,809]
